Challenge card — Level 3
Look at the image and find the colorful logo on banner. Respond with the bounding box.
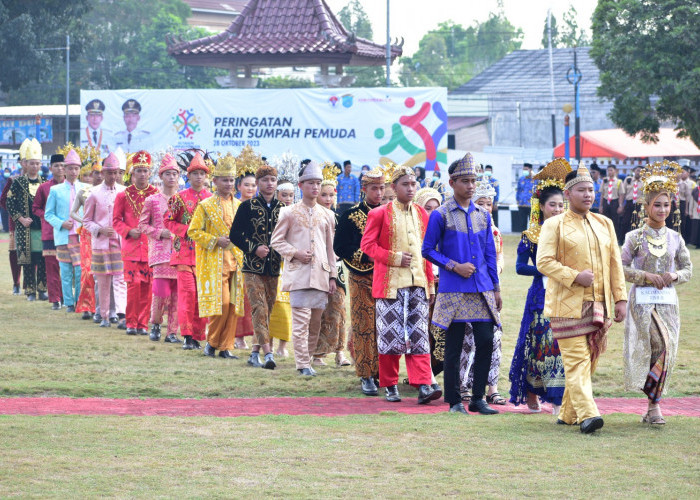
[172,108,200,140]
[328,94,354,108]
[374,97,447,170]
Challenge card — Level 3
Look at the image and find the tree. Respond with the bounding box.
[0,0,88,93]
[337,0,385,87]
[7,0,223,105]
[257,76,315,89]
[591,0,700,146]
[541,6,590,49]
[399,14,522,89]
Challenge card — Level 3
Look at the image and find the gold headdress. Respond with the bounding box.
[523,158,572,244]
[564,164,593,190]
[450,152,480,178]
[235,145,263,178]
[361,165,385,185]
[321,161,340,188]
[415,187,442,209]
[636,160,683,229]
[211,152,237,177]
[381,159,414,184]
[271,152,299,192]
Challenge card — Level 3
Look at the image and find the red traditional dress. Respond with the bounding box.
[139,191,178,336]
[75,225,95,314]
[113,183,158,330]
[164,187,212,341]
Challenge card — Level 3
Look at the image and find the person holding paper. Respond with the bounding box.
[536,164,627,434]
[621,160,693,425]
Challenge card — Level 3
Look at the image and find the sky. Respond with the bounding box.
[324,0,600,57]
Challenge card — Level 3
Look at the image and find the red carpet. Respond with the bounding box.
[0,396,698,418]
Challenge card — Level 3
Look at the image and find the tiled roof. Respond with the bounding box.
[169,0,400,63]
[451,47,601,99]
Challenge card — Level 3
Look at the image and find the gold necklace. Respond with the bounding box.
[645,225,667,258]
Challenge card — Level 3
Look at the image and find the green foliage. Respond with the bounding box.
[257,76,315,89]
[337,0,386,87]
[542,6,591,48]
[591,0,700,146]
[0,0,88,93]
[7,0,223,105]
[399,14,523,90]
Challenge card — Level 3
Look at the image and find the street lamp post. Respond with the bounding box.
[562,103,573,161]
[566,48,583,161]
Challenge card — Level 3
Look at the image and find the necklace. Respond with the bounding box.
[645,225,667,258]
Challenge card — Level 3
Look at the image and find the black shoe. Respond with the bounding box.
[126,327,138,336]
[51,301,61,310]
[361,377,378,396]
[117,320,127,330]
[449,402,468,414]
[557,419,573,425]
[297,368,315,376]
[468,398,499,415]
[580,416,604,434]
[247,352,263,367]
[26,294,36,302]
[109,316,119,324]
[12,285,20,295]
[182,336,195,350]
[417,384,441,404]
[150,324,161,341]
[66,305,75,313]
[385,385,401,402]
[81,311,91,320]
[192,339,202,349]
[38,291,49,301]
[203,342,216,357]
[219,350,239,359]
[93,313,102,324]
[164,334,181,344]
[99,319,110,328]
[263,353,276,370]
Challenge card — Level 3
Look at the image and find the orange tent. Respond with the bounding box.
[553,128,700,159]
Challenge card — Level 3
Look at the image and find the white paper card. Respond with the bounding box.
[635,286,677,305]
[542,276,549,289]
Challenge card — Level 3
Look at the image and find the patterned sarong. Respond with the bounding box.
[41,239,57,257]
[349,272,378,378]
[644,310,670,403]
[56,235,81,266]
[550,301,610,365]
[92,242,124,275]
[376,286,429,356]
[432,290,500,330]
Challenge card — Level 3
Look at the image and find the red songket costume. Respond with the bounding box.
[113,183,158,330]
[164,187,212,341]
[139,191,178,335]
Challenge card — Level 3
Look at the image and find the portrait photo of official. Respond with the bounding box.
[81,99,111,154]
[113,99,151,153]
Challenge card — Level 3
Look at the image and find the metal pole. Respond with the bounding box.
[65,35,70,144]
[517,102,522,147]
[564,114,570,161]
[385,0,391,87]
[574,48,581,161]
[547,9,556,148]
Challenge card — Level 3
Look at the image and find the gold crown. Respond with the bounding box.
[415,187,441,208]
[212,153,237,177]
[534,158,572,182]
[640,160,682,195]
[361,165,385,185]
[235,145,263,178]
[524,159,572,244]
[321,161,340,187]
[379,159,399,183]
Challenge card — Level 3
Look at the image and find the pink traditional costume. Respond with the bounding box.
[164,152,212,348]
[82,153,127,327]
[139,153,179,342]
[113,150,158,334]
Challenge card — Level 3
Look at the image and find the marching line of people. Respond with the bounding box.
[1,138,693,433]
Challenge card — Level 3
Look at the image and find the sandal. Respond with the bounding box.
[642,411,666,425]
[335,352,352,367]
[461,392,472,403]
[486,392,507,405]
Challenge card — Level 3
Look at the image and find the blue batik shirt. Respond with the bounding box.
[516,176,535,206]
[336,174,360,204]
[592,178,603,210]
[421,197,500,294]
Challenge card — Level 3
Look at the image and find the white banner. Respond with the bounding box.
[80,87,448,170]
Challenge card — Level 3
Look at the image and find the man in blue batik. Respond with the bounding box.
[422,152,502,416]
[515,163,535,232]
[336,160,360,215]
[590,163,603,212]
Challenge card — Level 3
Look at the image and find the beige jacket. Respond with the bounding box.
[270,202,337,293]
[536,209,627,319]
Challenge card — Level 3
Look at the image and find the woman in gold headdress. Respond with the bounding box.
[621,161,693,425]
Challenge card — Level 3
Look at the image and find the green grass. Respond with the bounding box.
[1,236,698,399]
[1,413,699,498]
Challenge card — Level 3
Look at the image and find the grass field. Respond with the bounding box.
[0,235,698,497]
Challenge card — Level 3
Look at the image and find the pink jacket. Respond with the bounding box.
[83,182,125,251]
[138,192,172,267]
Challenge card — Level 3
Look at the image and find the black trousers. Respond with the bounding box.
[444,320,494,405]
[23,251,46,296]
[601,199,621,243]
